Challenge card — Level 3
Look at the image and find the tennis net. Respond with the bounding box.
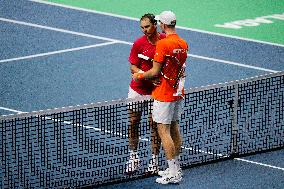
[1,71,283,188]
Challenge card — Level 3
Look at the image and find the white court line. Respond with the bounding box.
[0,17,132,45]
[235,158,284,171]
[0,17,279,73]
[0,107,26,114]
[29,0,284,48]
[190,54,279,73]
[0,42,117,63]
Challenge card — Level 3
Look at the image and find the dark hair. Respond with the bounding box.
[140,13,157,25]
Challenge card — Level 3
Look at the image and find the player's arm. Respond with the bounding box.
[129,41,143,74]
[132,61,162,81]
[130,64,143,74]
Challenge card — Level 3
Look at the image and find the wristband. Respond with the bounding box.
[137,73,145,80]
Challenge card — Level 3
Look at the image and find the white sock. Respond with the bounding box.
[175,155,181,170]
[167,159,178,176]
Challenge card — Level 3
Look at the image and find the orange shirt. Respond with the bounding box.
[152,34,188,102]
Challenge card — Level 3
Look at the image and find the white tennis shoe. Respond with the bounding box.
[156,172,182,184]
[158,168,183,177]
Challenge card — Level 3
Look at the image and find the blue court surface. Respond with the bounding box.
[0,0,283,188]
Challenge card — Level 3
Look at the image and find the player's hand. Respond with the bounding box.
[132,73,139,82]
[151,77,161,86]
[132,73,144,82]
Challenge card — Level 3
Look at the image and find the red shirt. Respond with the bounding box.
[129,34,166,95]
[152,34,188,102]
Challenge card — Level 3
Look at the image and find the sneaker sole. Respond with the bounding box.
[156,177,182,184]
[158,170,183,177]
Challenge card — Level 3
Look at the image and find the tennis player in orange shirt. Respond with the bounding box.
[133,11,188,184]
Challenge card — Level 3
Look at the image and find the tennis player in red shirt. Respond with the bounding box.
[133,11,188,184]
[126,13,166,175]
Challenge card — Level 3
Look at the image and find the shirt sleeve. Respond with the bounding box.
[128,41,140,65]
[154,41,166,64]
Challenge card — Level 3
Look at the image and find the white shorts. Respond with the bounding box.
[152,100,183,124]
[127,87,151,112]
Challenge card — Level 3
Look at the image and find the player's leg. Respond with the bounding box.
[150,115,161,156]
[146,114,161,174]
[128,110,141,152]
[157,123,175,160]
[170,121,182,171]
[169,100,183,172]
[125,109,142,174]
[125,87,143,174]
[156,123,182,184]
[172,99,183,165]
[152,100,182,184]
[157,121,182,179]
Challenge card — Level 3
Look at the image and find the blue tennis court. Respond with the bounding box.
[0,0,283,188]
